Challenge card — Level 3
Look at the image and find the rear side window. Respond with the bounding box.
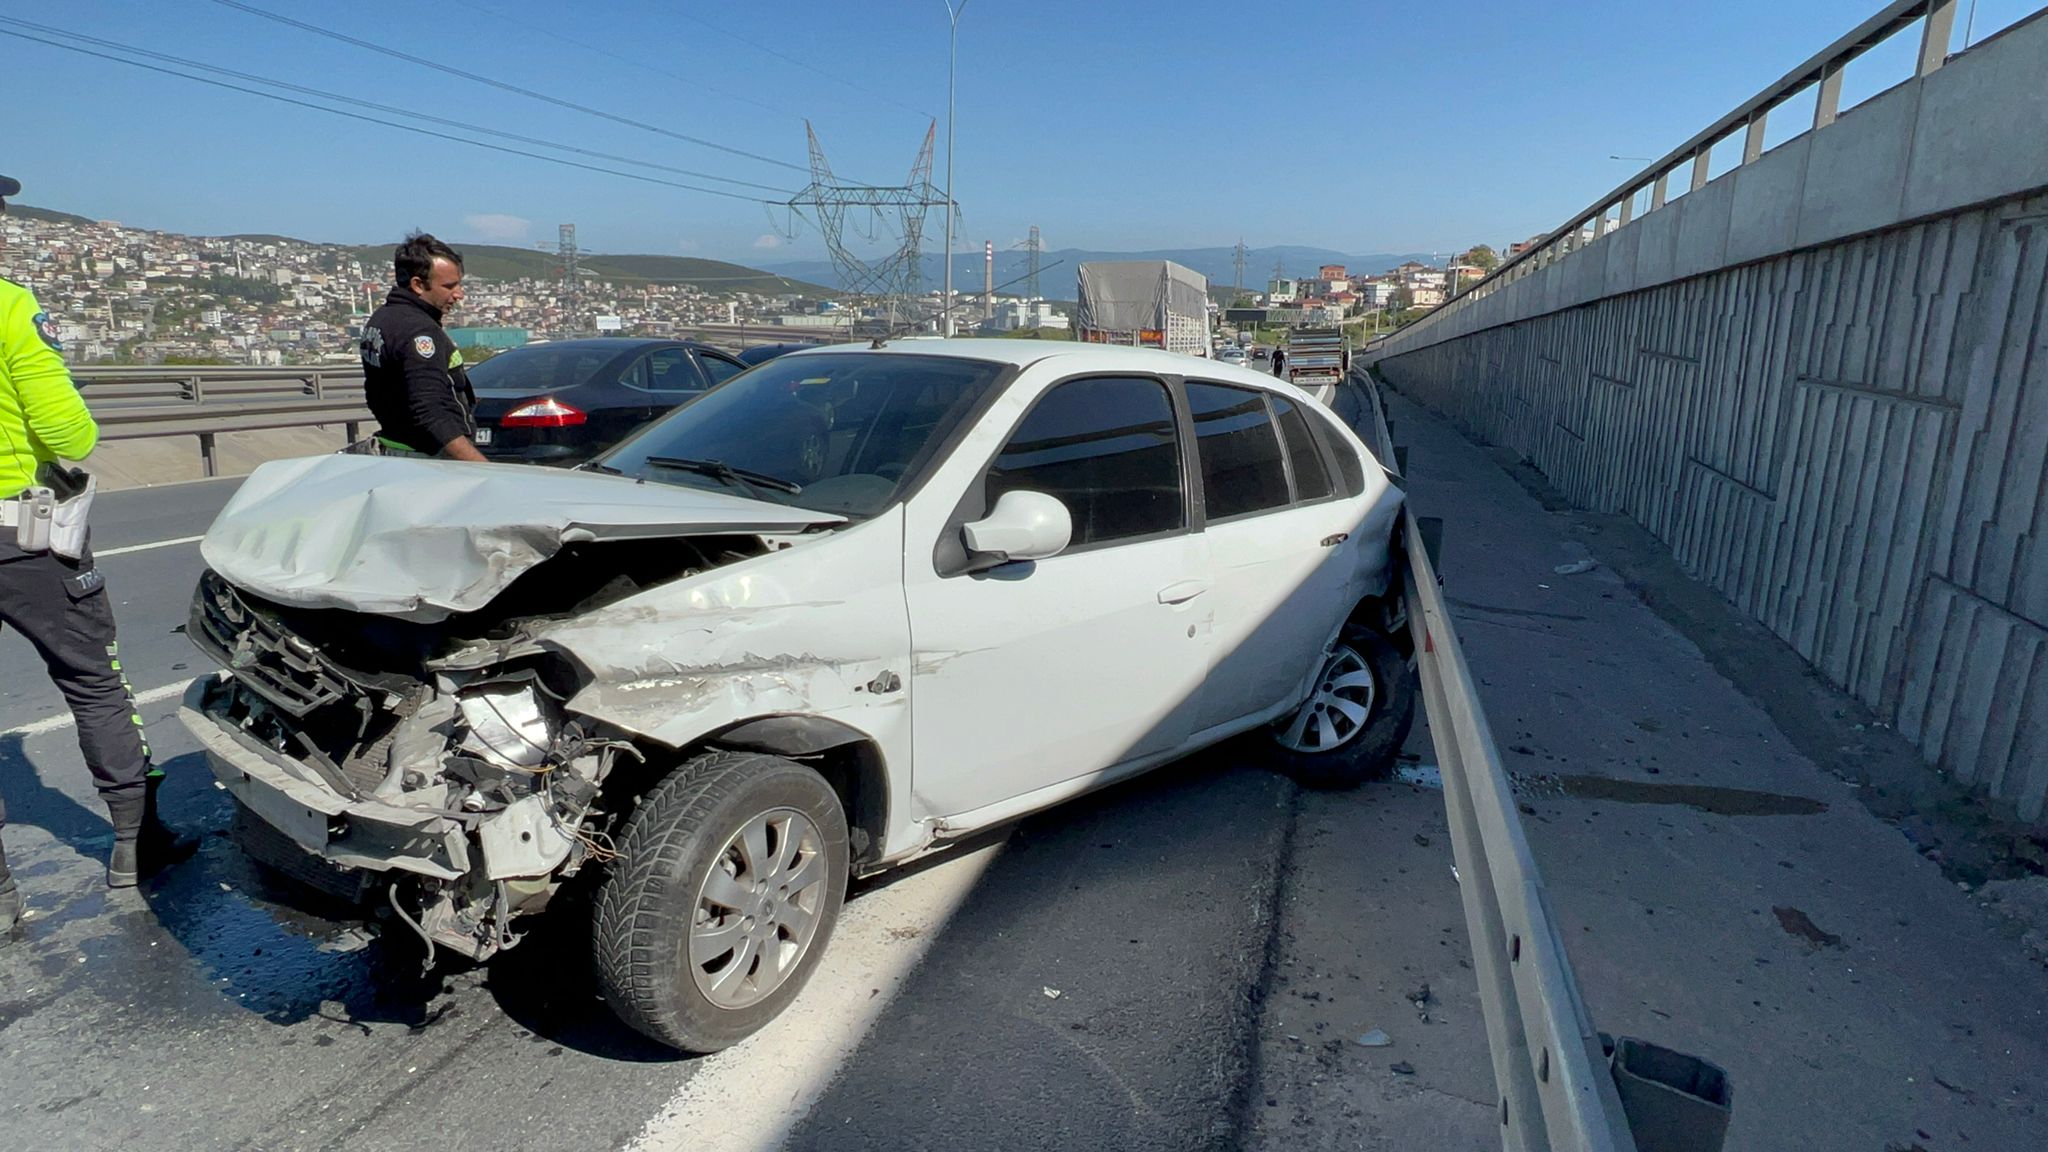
[985,376,1183,549]
[1273,397,1333,502]
[1187,382,1290,520]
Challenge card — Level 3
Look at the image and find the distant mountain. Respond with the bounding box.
[10,204,99,228]
[337,243,834,296]
[763,245,1440,295]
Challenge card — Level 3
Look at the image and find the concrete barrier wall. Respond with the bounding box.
[1369,14,2048,819]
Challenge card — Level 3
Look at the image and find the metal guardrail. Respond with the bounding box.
[1346,371,1732,1151]
[1369,0,1965,355]
[72,365,370,477]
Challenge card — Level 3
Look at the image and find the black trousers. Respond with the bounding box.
[0,542,150,832]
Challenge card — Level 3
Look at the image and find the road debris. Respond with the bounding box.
[1773,905,1844,950]
[1390,1061,1416,1075]
[1553,559,1598,575]
[1042,987,1062,1000]
[1355,1029,1392,1047]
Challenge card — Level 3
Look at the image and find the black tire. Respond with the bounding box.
[1265,627,1416,789]
[593,750,849,1053]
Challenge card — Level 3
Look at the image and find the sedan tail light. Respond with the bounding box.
[500,397,587,427]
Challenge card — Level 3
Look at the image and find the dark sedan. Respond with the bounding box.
[468,338,749,465]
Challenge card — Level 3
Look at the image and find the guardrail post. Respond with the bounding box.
[184,375,202,403]
[345,420,360,444]
[1742,114,1767,165]
[197,432,218,478]
[1813,60,1844,128]
[1690,146,1713,192]
[1919,0,1957,75]
[1651,170,1669,211]
[1417,515,1444,573]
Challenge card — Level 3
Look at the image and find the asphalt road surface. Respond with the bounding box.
[4,411,2047,1152]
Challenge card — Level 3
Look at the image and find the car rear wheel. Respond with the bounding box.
[593,750,849,1052]
[1266,627,1415,789]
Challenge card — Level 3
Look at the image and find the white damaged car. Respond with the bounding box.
[179,339,1411,1051]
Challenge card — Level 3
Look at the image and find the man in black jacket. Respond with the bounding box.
[360,233,486,460]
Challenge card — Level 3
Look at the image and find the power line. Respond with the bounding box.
[445,0,803,122]
[0,26,780,204]
[207,0,808,174]
[668,9,934,121]
[0,17,795,196]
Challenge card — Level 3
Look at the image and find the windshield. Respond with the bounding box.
[597,352,1006,517]
[465,344,621,393]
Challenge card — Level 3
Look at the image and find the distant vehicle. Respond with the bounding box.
[734,341,825,366]
[1074,260,1212,356]
[1252,346,1270,361]
[466,338,749,466]
[1284,327,1347,403]
[1218,346,1249,365]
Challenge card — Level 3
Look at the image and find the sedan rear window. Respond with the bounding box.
[465,346,616,392]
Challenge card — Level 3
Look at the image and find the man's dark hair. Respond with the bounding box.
[394,232,462,288]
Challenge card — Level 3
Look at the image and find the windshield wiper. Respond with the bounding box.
[641,456,802,496]
[578,461,625,475]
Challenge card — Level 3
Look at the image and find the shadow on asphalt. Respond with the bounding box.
[11,734,1298,1072]
[492,746,1266,1064]
[0,731,111,857]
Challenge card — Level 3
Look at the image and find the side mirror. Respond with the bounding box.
[961,490,1072,566]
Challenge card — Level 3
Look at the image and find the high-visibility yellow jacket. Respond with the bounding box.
[0,277,97,498]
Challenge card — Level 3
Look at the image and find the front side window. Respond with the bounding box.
[1187,382,1290,521]
[984,376,1183,549]
[600,352,1004,518]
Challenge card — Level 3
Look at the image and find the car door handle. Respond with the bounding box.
[1157,579,1210,605]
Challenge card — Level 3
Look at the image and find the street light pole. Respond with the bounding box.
[941,0,969,337]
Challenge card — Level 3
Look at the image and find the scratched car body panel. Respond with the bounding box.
[179,339,1408,1051]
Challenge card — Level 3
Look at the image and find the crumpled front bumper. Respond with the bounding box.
[177,677,472,881]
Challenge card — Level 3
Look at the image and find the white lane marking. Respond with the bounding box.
[96,534,206,557]
[1,678,197,738]
[628,844,1002,1152]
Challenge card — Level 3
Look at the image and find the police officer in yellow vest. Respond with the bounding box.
[0,175,193,937]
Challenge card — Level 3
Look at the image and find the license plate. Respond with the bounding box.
[473,427,493,446]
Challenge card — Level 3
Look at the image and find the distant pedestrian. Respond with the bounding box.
[0,175,194,933]
[1271,347,1286,378]
[359,233,484,460]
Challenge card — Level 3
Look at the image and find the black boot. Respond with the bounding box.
[106,780,197,889]
[1,836,21,937]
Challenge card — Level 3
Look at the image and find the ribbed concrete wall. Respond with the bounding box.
[1370,15,2048,820]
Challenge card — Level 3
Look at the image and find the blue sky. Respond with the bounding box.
[4,0,2036,264]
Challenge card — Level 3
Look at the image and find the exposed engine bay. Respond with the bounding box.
[184,534,768,962]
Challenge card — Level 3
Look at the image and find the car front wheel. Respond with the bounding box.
[593,750,849,1052]
[1266,627,1416,789]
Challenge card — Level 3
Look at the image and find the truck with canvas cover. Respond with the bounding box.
[1073,260,1211,357]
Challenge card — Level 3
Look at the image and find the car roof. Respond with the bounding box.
[508,337,712,353]
[781,338,1318,392]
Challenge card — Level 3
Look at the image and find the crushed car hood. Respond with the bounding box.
[200,455,841,621]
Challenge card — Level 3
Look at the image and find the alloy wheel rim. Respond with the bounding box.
[1274,644,1377,754]
[689,807,829,1010]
